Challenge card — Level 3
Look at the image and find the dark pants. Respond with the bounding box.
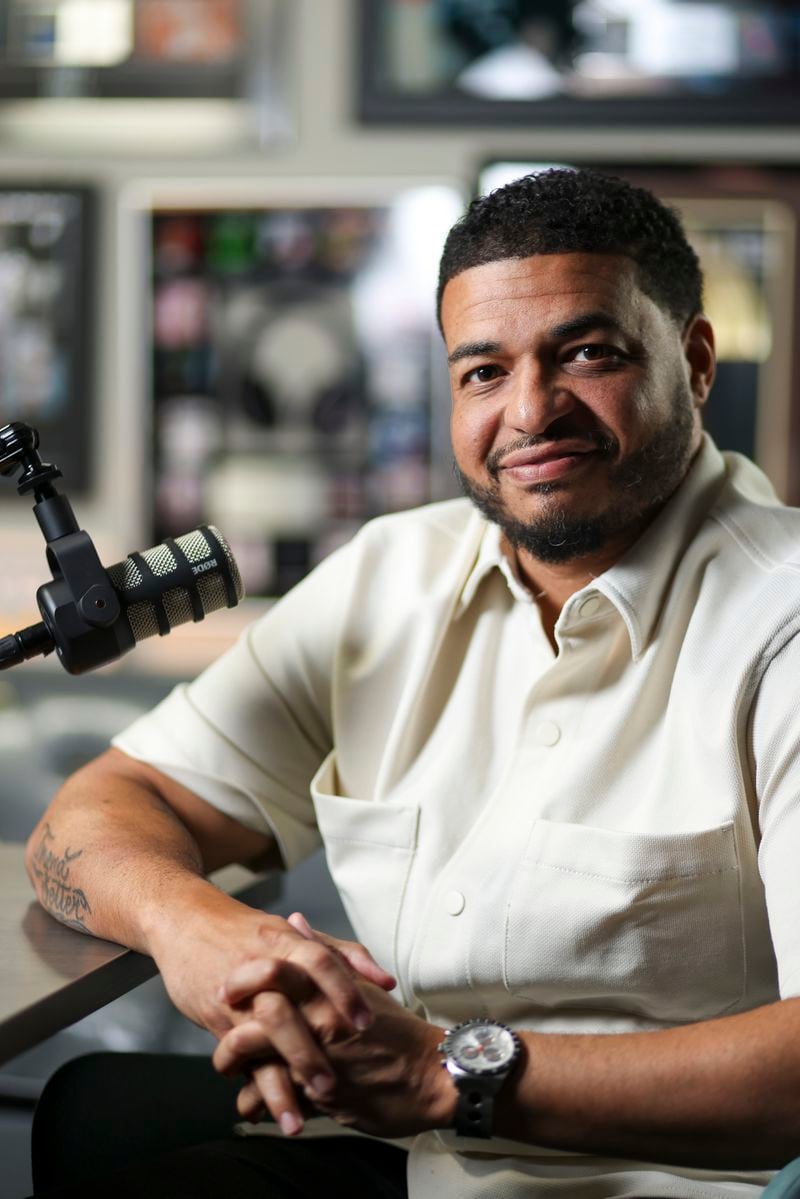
[30,1052,408,1198]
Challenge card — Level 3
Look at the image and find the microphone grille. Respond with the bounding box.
[124,586,198,641]
[163,586,194,625]
[141,543,177,578]
[126,601,160,641]
[177,529,214,566]
[106,525,245,646]
[109,557,143,590]
[202,526,244,602]
[196,572,228,614]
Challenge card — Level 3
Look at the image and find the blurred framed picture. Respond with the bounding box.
[0,0,286,123]
[360,0,800,126]
[122,179,463,597]
[0,184,94,494]
[478,161,799,502]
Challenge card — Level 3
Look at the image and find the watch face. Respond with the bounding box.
[446,1021,518,1075]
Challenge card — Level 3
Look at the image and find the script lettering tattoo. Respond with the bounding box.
[31,823,92,932]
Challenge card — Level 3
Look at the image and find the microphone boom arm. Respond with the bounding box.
[0,421,133,674]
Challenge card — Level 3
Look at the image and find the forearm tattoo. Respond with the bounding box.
[31,822,92,933]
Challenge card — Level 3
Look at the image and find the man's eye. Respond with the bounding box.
[570,344,621,363]
[464,364,503,384]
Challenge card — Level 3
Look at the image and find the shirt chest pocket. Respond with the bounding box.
[311,752,419,979]
[503,819,745,1022]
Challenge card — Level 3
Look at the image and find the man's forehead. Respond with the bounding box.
[442,251,640,313]
[439,251,665,346]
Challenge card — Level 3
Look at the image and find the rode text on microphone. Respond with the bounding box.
[0,421,244,675]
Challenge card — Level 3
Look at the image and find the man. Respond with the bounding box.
[27,170,800,1197]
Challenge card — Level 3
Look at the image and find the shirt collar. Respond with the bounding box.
[590,435,729,660]
[456,520,528,616]
[454,435,731,661]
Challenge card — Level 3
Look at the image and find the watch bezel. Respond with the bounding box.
[440,1018,521,1078]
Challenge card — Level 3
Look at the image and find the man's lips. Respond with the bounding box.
[497,441,602,483]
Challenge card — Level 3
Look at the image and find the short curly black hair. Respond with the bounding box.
[437,168,703,330]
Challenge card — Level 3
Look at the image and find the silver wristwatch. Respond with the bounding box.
[438,1018,521,1138]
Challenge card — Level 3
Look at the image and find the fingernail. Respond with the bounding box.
[354,1010,372,1031]
[279,1112,303,1136]
[289,912,314,938]
[310,1073,333,1096]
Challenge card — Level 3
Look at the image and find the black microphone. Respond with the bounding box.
[0,526,245,675]
[104,526,244,647]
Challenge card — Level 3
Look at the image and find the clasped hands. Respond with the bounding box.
[211,912,453,1139]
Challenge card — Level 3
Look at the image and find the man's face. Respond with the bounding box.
[442,252,709,563]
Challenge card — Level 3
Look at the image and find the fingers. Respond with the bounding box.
[221,935,373,1034]
[287,936,374,1030]
[286,911,316,939]
[221,956,362,1038]
[213,913,395,1121]
[217,957,311,1009]
[335,942,396,991]
[237,1066,304,1137]
[287,912,397,992]
[213,996,336,1102]
[236,1076,266,1123]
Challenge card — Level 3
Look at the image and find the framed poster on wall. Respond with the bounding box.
[138,182,462,599]
[0,0,276,98]
[360,1,800,127]
[0,1,290,149]
[0,184,94,494]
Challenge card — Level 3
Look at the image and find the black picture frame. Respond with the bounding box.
[0,184,95,495]
[358,0,800,128]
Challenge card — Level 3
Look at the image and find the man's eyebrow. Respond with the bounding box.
[447,315,626,365]
[548,312,623,340]
[447,340,503,366]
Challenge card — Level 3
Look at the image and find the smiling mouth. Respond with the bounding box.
[494,441,606,485]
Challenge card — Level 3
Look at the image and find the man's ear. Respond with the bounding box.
[682,314,716,409]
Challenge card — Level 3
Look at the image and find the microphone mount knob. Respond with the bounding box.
[78,584,120,629]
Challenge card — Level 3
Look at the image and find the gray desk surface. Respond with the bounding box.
[0,842,278,1068]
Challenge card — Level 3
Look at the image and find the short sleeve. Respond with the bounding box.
[751,633,800,997]
[112,538,357,869]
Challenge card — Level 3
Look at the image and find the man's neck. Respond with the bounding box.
[505,528,645,652]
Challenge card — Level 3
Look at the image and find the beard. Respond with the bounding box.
[456,382,697,564]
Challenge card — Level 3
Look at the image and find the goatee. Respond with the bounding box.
[456,385,697,564]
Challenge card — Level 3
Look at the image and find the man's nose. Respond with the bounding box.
[503,362,576,435]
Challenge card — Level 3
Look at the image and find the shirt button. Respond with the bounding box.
[534,720,561,746]
[445,890,466,916]
[579,594,601,618]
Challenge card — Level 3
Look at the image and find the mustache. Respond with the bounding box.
[486,431,618,481]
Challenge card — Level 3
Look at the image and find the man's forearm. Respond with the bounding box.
[24,759,219,954]
[25,754,383,1055]
[497,998,800,1168]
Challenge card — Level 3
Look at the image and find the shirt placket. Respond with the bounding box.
[409,596,615,1017]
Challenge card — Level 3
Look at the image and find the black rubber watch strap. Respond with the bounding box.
[455,1084,494,1138]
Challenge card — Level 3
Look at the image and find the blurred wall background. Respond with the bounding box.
[1,0,797,635]
[0,3,798,1193]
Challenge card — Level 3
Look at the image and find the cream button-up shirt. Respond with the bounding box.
[115,436,800,1197]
